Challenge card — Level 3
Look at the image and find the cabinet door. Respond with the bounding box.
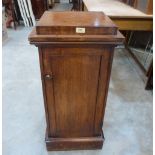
[42,47,112,138]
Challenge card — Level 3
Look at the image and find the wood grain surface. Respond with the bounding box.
[29,11,124,150]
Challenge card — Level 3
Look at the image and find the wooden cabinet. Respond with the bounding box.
[29,11,124,151]
[31,0,47,19]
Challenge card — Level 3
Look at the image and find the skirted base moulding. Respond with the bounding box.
[45,131,104,151]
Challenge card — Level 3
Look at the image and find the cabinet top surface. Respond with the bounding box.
[36,11,116,27]
[29,11,125,44]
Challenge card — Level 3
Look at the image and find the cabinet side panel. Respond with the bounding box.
[94,48,114,136]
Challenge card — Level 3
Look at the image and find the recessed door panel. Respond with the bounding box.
[44,51,101,137]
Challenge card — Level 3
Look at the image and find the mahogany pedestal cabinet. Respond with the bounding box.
[28,11,124,151]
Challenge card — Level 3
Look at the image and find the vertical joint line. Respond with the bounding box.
[93,55,102,135]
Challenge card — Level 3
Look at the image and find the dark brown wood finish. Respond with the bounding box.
[30,0,47,19]
[29,11,124,151]
[145,60,153,90]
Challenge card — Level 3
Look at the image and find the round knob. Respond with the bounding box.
[45,74,53,80]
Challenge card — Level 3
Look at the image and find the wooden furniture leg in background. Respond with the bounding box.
[145,60,153,90]
[72,0,82,10]
[30,0,47,19]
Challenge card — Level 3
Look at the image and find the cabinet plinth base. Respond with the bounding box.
[45,132,104,151]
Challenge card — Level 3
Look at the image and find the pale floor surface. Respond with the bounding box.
[3,27,153,155]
